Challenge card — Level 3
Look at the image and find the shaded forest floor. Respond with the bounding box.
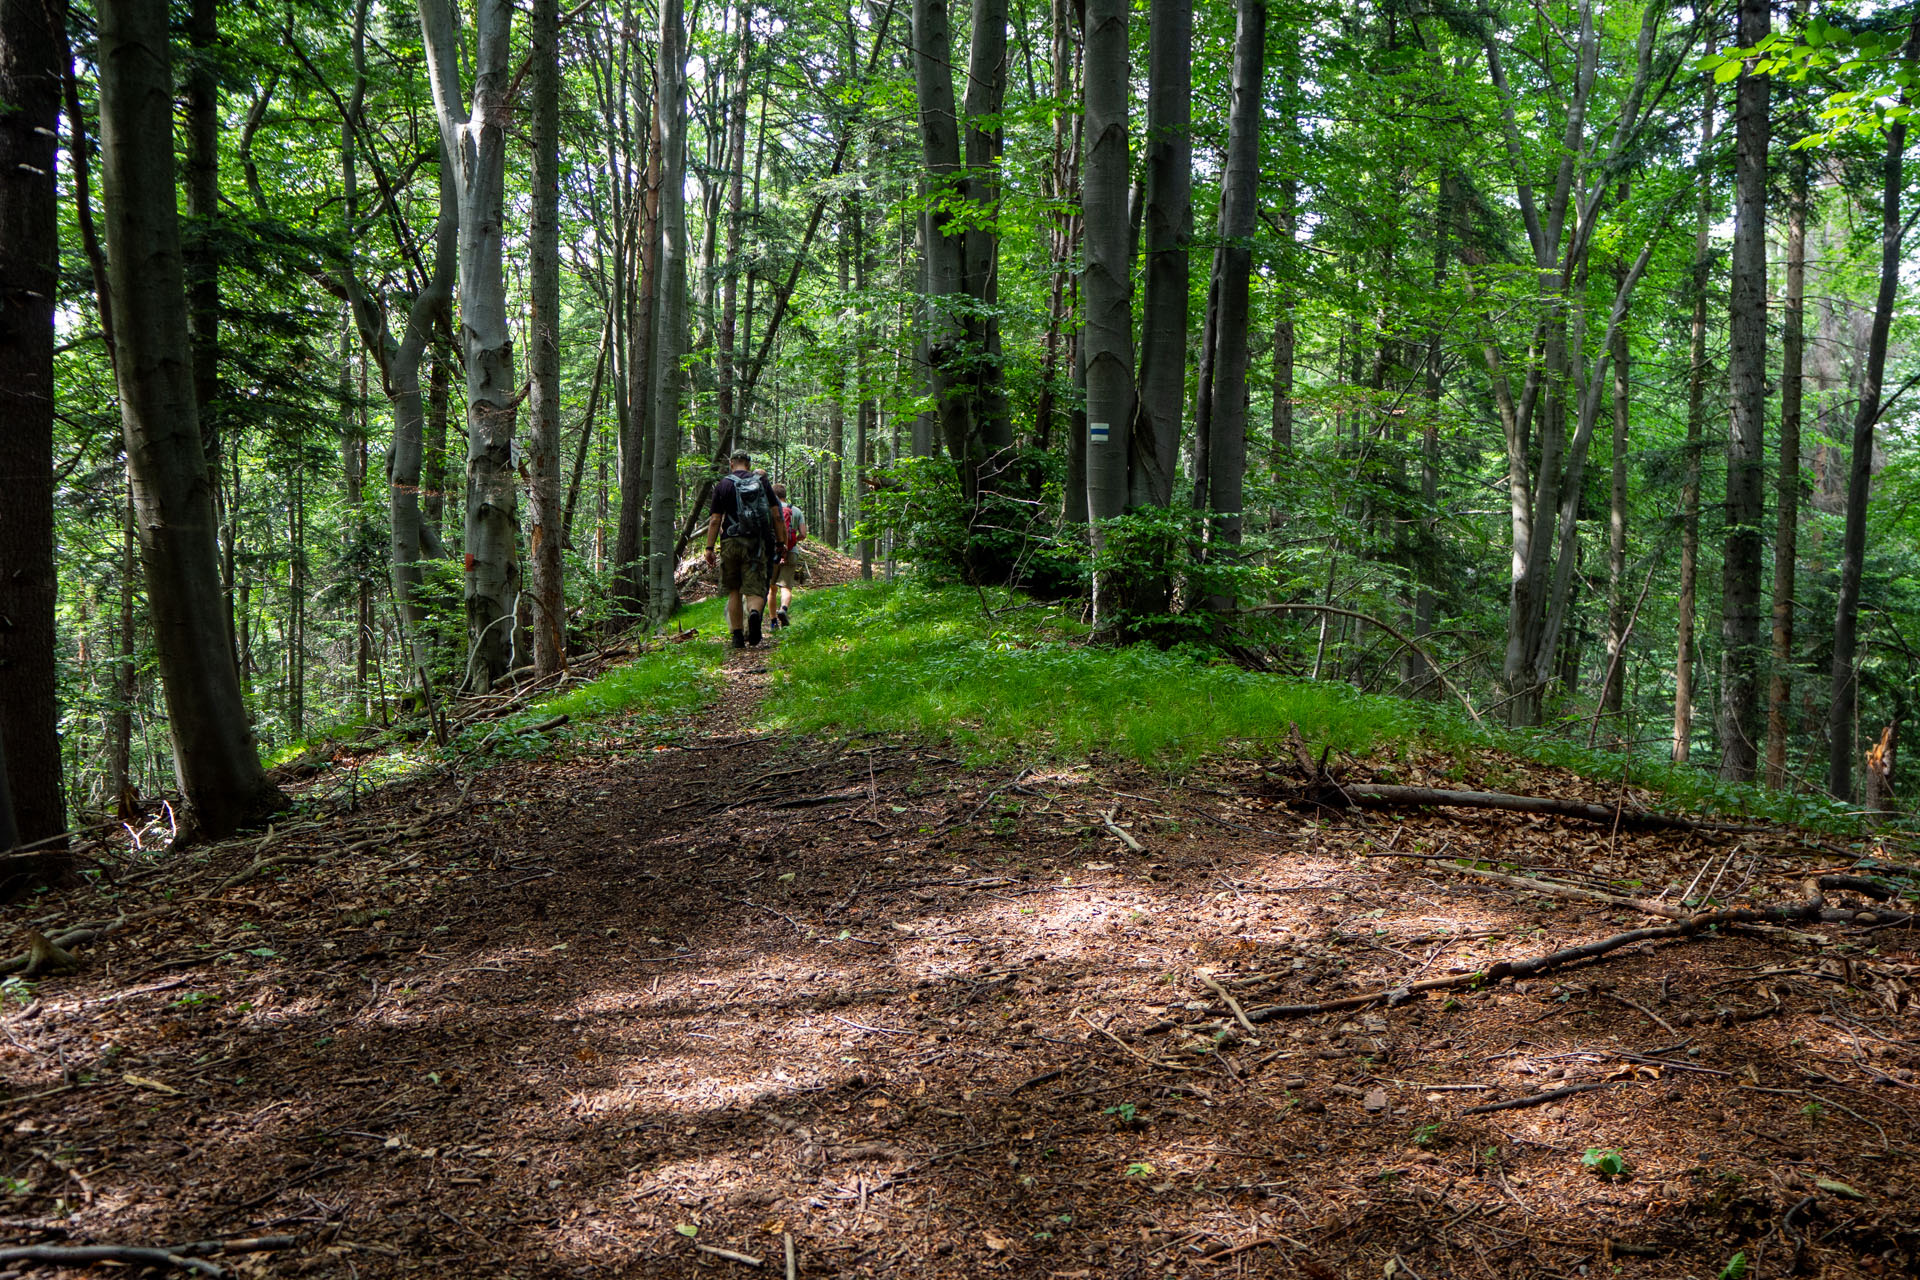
[5,618,1920,1278]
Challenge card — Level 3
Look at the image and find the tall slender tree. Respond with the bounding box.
[1130,0,1190,513]
[1719,0,1770,781]
[1766,0,1812,789]
[97,0,282,837]
[648,0,690,623]
[419,0,521,689]
[0,0,68,866]
[1827,18,1919,801]
[1081,0,1132,627]
[1197,0,1266,603]
[1674,36,1716,765]
[526,0,566,673]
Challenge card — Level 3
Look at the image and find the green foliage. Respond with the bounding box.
[1581,1147,1629,1179]
[1718,1251,1750,1280]
[853,452,1084,595]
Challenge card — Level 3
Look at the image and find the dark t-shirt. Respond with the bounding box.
[710,472,743,518]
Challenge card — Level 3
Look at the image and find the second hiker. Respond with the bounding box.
[703,450,782,647]
[770,481,808,630]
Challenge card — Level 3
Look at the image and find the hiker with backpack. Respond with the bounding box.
[769,481,808,630]
[703,450,782,648]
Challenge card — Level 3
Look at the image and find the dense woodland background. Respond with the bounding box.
[3,0,1920,871]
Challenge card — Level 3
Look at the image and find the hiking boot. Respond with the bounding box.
[747,610,763,646]
[731,629,747,649]
[777,607,790,628]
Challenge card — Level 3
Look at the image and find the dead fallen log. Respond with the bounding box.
[1318,782,1724,833]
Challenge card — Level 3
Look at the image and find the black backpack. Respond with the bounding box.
[725,470,778,561]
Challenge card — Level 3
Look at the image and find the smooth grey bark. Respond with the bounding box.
[527,0,566,673]
[98,0,282,836]
[1082,0,1133,627]
[419,0,521,690]
[1718,0,1770,782]
[1827,20,1917,800]
[913,0,980,489]
[0,0,68,860]
[647,0,690,625]
[1130,0,1190,512]
[425,346,449,540]
[1199,0,1265,596]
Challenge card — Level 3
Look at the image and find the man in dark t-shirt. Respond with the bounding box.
[704,450,774,647]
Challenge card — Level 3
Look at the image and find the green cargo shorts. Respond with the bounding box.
[718,537,770,598]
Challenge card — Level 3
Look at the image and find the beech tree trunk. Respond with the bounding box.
[647,0,690,624]
[419,0,521,690]
[0,0,68,862]
[1130,0,1190,513]
[1827,20,1917,800]
[527,0,566,673]
[1081,0,1133,627]
[98,0,282,837]
[1719,0,1770,782]
[1199,0,1266,602]
[913,0,979,489]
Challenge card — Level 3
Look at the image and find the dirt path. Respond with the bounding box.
[4,632,1920,1278]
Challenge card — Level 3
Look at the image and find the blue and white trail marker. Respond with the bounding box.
[1089,422,1110,445]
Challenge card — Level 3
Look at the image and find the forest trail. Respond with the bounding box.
[4,629,1920,1277]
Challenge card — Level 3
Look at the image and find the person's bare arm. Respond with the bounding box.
[704,512,724,564]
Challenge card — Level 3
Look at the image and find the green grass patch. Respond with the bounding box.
[762,581,1430,767]
[473,594,734,754]
[761,581,1868,830]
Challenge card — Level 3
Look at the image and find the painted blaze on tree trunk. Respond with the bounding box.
[97,0,283,838]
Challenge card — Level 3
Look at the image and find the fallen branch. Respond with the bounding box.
[694,1243,764,1268]
[1439,863,1916,929]
[1222,899,1863,1025]
[0,1235,293,1277]
[1101,809,1146,854]
[1462,1082,1613,1115]
[1325,783,1719,832]
[0,920,121,977]
[1198,972,1256,1034]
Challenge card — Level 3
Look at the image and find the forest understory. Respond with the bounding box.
[3,632,1920,1279]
